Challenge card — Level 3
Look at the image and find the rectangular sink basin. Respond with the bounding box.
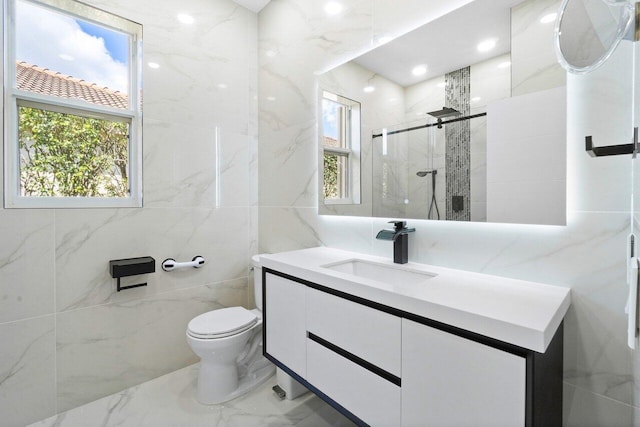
[322,259,437,285]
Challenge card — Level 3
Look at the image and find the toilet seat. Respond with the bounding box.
[188,307,258,339]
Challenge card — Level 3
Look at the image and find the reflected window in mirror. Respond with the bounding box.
[3,0,143,208]
[321,91,361,204]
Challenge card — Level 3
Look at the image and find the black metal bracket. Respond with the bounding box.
[109,256,155,292]
[115,278,147,292]
[586,127,638,158]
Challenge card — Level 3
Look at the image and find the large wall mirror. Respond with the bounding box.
[318,0,567,225]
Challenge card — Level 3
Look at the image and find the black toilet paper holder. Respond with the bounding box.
[109,256,155,292]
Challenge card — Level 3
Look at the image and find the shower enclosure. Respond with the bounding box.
[372,107,487,221]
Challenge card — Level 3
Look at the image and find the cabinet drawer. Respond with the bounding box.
[307,339,400,427]
[307,287,401,376]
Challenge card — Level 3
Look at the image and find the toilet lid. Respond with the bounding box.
[188,307,258,339]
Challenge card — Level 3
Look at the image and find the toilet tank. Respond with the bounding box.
[251,254,264,310]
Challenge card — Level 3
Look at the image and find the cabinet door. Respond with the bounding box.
[264,273,307,378]
[402,319,526,427]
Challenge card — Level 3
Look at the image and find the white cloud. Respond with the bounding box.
[16,1,128,93]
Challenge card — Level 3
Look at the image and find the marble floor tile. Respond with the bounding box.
[30,364,356,427]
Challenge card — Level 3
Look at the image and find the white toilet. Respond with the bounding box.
[186,255,274,404]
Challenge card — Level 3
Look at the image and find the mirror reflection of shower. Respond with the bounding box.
[416,169,440,220]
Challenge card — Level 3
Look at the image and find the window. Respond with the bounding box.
[321,91,361,204]
[4,0,142,208]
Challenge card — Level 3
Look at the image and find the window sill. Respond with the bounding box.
[4,195,142,209]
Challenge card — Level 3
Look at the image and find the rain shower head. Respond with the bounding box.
[426,106,460,119]
[416,170,437,177]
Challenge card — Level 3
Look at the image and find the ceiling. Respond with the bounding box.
[231,0,271,13]
[353,0,526,87]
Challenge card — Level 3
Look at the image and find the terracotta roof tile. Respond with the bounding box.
[323,136,339,147]
[16,61,128,109]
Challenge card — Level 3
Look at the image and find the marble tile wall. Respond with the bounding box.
[0,0,257,425]
[258,0,639,425]
[511,0,565,96]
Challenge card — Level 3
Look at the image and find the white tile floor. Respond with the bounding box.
[29,364,357,427]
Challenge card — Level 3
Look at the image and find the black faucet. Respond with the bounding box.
[375,220,415,264]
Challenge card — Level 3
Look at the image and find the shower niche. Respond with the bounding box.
[317,0,568,225]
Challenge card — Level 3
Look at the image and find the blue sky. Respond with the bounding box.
[16,0,130,92]
[322,99,339,139]
[77,21,128,64]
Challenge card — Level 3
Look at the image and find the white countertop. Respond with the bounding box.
[260,247,571,353]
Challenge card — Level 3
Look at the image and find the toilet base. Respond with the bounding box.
[195,354,275,405]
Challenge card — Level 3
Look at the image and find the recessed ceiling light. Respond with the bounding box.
[148,62,160,69]
[217,83,228,89]
[177,13,194,24]
[324,2,343,15]
[363,86,375,93]
[498,61,511,69]
[540,12,557,24]
[58,53,74,61]
[412,64,427,76]
[266,96,276,101]
[477,39,497,52]
[472,96,481,102]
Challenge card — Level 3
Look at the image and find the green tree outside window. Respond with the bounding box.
[19,106,130,197]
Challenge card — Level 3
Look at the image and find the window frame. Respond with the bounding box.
[320,90,361,205]
[3,0,143,208]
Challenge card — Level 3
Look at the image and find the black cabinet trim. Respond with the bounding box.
[307,332,402,387]
[263,352,370,427]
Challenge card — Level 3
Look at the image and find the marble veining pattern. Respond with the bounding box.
[54,207,249,312]
[55,279,248,412]
[0,316,56,427]
[30,364,356,427]
[0,210,55,323]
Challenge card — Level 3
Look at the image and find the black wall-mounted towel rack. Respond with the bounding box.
[586,127,638,157]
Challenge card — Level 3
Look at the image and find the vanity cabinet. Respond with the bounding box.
[263,268,563,427]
